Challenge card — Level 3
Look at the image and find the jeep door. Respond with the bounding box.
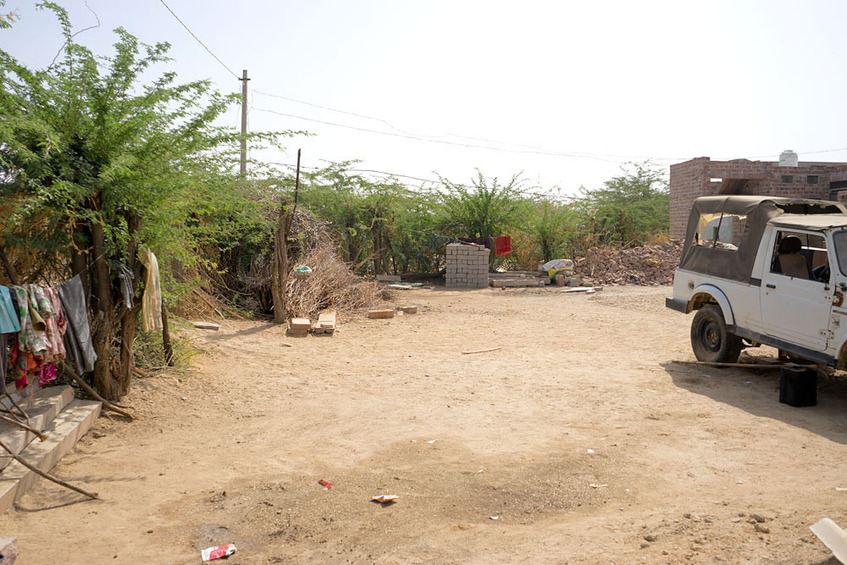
[759,229,833,350]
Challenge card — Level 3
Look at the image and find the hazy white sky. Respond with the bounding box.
[3,0,847,196]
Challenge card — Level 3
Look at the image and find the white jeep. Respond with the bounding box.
[666,195,847,366]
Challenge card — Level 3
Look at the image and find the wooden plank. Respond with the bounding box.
[368,309,395,319]
[192,321,220,331]
[560,287,595,294]
[397,305,417,314]
[671,360,813,370]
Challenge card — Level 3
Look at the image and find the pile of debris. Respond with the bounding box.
[573,240,683,286]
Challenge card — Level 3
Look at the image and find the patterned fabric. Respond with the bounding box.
[8,284,68,390]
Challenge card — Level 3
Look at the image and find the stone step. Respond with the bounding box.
[0,398,101,513]
[0,386,74,472]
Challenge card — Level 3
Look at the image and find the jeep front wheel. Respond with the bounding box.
[690,304,743,363]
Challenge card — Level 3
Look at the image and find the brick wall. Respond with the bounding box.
[445,243,489,288]
[669,157,847,238]
[669,157,710,239]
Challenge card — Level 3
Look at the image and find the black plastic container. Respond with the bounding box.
[779,366,817,407]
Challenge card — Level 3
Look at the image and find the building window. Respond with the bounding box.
[781,175,794,184]
[807,175,819,185]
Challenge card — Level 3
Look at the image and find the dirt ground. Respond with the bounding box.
[1,285,846,564]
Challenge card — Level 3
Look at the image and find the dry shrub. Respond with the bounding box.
[285,243,388,319]
[243,208,389,319]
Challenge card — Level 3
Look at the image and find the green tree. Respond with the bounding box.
[525,197,578,262]
[576,161,669,247]
[437,170,523,240]
[0,4,292,399]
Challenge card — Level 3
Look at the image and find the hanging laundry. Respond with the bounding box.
[0,286,21,334]
[494,236,512,256]
[9,285,49,355]
[119,264,135,309]
[8,337,37,390]
[57,274,97,374]
[138,248,163,332]
[42,286,66,361]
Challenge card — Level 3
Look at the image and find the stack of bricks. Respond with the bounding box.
[445,243,489,288]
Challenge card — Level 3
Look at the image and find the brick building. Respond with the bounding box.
[669,153,847,238]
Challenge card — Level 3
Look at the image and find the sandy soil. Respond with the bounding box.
[1,285,845,564]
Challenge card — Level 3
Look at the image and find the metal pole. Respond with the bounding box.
[240,69,250,174]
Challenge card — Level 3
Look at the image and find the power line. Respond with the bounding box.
[147,5,847,165]
[158,0,239,80]
[251,106,624,163]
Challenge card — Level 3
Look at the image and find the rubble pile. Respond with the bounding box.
[574,240,683,286]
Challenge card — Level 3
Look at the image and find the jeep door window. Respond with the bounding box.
[695,213,747,250]
[771,231,829,283]
[833,231,847,276]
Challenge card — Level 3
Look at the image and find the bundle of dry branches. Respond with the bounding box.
[245,209,388,318]
[284,243,388,319]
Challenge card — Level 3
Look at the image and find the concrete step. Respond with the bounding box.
[0,386,74,472]
[0,398,101,513]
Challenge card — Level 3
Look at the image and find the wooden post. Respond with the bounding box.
[161,301,174,366]
[239,69,249,174]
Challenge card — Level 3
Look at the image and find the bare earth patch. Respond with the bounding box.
[2,285,845,564]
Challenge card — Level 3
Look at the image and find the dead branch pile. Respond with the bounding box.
[573,240,683,285]
[285,243,388,319]
[246,209,388,318]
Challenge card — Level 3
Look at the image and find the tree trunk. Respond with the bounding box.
[116,212,142,396]
[90,217,119,401]
[271,201,290,324]
[372,220,383,276]
[161,302,174,366]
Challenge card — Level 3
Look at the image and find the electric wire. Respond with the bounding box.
[153,3,847,166]
[158,0,240,80]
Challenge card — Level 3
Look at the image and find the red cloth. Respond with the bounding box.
[494,236,511,256]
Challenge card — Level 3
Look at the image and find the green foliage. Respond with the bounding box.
[524,197,579,262]
[574,161,669,247]
[437,170,523,239]
[0,3,292,279]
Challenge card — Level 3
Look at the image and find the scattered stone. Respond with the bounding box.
[755,523,771,534]
[643,534,658,542]
[750,513,767,523]
[573,241,683,286]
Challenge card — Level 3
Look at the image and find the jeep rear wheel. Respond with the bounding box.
[690,304,743,363]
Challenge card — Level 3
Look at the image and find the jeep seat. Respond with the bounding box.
[777,236,810,279]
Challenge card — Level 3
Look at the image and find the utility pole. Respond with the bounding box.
[239,69,250,174]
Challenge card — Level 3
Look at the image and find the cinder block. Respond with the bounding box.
[368,309,395,319]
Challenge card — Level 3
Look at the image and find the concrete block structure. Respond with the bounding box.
[445,243,489,288]
[669,153,847,238]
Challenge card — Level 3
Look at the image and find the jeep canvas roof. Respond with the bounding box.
[679,196,847,283]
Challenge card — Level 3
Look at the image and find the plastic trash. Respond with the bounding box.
[371,495,398,504]
[318,479,333,490]
[201,544,236,561]
[294,265,312,275]
[542,258,574,277]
